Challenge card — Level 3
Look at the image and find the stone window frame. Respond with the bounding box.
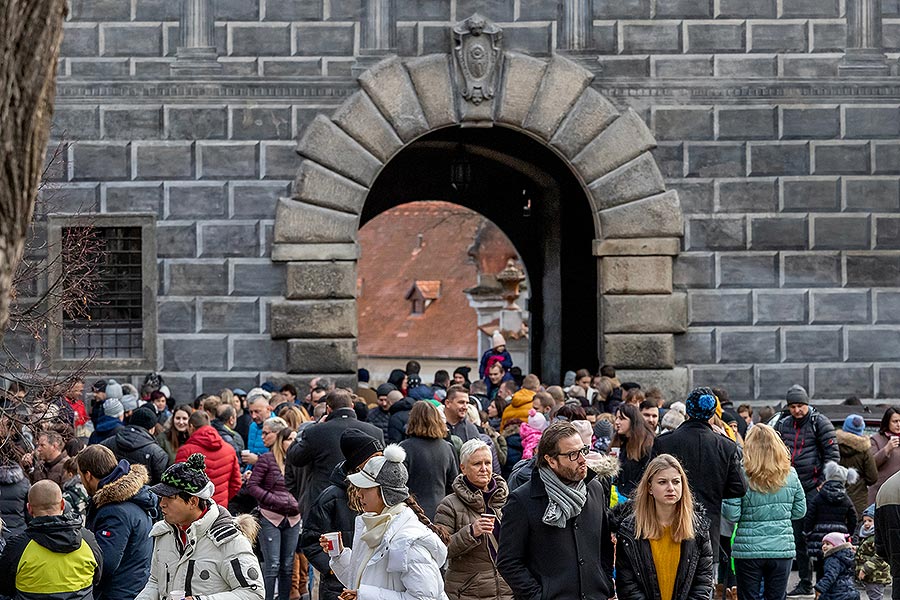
[47,212,158,373]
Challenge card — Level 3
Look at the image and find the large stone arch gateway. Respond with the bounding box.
[270,15,689,396]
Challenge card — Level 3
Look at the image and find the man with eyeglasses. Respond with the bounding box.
[498,421,615,600]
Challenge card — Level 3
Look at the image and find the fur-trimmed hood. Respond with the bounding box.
[586,452,620,479]
[93,462,154,509]
[836,428,871,455]
[0,464,25,485]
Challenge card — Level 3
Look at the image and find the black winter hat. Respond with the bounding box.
[340,428,384,474]
[376,383,397,397]
[786,384,809,406]
[130,405,158,431]
[91,380,107,393]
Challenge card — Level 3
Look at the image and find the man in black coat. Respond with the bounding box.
[875,469,900,600]
[652,387,747,561]
[497,421,614,600]
[366,383,395,439]
[99,406,170,485]
[774,384,839,596]
[386,395,415,444]
[287,390,384,515]
[300,429,383,600]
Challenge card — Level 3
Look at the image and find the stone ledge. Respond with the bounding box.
[272,243,360,262]
[593,237,680,256]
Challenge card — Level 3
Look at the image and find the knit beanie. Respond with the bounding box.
[375,383,397,397]
[527,409,548,432]
[593,419,614,440]
[571,419,592,446]
[103,398,124,418]
[347,444,410,507]
[785,384,809,405]
[685,387,717,420]
[824,461,859,486]
[91,380,107,394]
[864,503,876,519]
[340,428,384,474]
[822,532,847,547]
[491,330,506,349]
[121,394,139,413]
[130,405,158,431]
[105,379,123,400]
[843,414,866,437]
[563,371,576,387]
[150,453,215,500]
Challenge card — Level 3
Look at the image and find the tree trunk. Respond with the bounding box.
[0,0,68,345]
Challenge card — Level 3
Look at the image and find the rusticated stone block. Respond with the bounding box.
[286,262,356,299]
[720,329,779,363]
[783,177,840,212]
[601,256,673,294]
[232,336,287,372]
[331,91,403,164]
[848,327,900,361]
[602,294,688,333]
[358,57,429,143]
[200,299,260,333]
[296,115,381,187]
[292,160,367,216]
[162,336,227,370]
[756,290,809,324]
[497,53,546,127]
[550,88,619,159]
[287,339,357,373]
[599,191,683,239]
[593,238,680,257]
[783,252,842,287]
[784,327,843,362]
[811,290,870,324]
[270,300,357,338]
[875,291,900,323]
[690,290,752,324]
[613,368,688,402]
[757,365,808,400]
[605,334,675,369]
[811,364,874,398]
[719,253,778,288]
[653,107,714,141]
[407,54,458,129]
[573,109,657,184]
[522,55,593,141]
[675,253,715,288]
[878,367,900,398]
[690,366,753,399]
[273,199,358,245]
[589,152,666,210]
[675,329,715,364]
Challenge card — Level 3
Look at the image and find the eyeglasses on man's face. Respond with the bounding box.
[554,445,590,462]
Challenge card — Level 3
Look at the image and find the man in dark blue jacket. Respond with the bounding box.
[76,445,158,600]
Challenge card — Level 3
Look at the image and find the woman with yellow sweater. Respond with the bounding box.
[615,454,715,600]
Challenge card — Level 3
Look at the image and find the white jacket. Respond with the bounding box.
[135,505,265,600]
[330,505,449,600]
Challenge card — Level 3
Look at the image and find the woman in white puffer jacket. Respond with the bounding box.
[321,444,449,600]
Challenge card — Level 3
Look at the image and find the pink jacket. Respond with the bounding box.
[520,422,545,460]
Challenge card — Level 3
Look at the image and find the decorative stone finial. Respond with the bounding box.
[496,258,526,310]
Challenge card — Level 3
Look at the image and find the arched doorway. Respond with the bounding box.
[270,23,688,392]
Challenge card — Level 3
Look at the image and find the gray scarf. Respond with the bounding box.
[538,467,587,528]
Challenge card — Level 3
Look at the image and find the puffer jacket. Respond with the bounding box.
[100,424,170,484]
[300,464,358,600]
[805,480,857,560]
[434,475,512,600]
[722,467,807,558]
[0,464,29,539]
[135,505,264,600]
[330,506,448,600]
[88,416,122,445]
[614,508,715,600]
[387,397,415,444]
[500,424,523,481]
[500,390,534,430]
[775,408,839,492]
[868,432,900,504]
[176,426,242,506]
[85,461,158,600]
[245,452,299,516]
[814,544,860,600]
[836,430,878,517]
[367,407,391,439]
[519,422,543,460]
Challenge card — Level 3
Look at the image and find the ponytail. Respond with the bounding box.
[405,496,450,545]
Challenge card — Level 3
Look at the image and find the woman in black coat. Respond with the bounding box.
[399,401,459,519]
[612,403,654,499]
[615,454,715,600]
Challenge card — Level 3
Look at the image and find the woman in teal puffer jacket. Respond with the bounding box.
[722,424,807,600]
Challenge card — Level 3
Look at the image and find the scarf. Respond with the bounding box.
[360,503,406,549]
[538,466,587,528]
[860,522,875,538]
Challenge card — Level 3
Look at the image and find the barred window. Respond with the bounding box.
[49,214,157,372]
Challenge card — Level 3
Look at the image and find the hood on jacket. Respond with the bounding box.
[330,462,349,489]
[824,543,855,562]
[819,480,849,503]
[27,512,86,553]
[389,397,415,415]
[836,429,871,455]
[586,452,620,479]
[186,425,225,451]
[510,389,536,409]
[95,414,123,433]
[114,424,158,452]
[93,462,158,514]
[0,464,25,485]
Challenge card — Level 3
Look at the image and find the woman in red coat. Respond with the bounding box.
[175,410,241,506]
[246,417,301,600]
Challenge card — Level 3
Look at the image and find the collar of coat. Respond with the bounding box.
[836,429,871,454]
[150,503,242,547]
[93,463,149,508]
[452,473,509,511]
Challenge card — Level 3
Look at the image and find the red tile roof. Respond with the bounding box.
[358,201,518,360]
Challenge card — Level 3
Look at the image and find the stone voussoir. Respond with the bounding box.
[273,198,358,244]
[358,55,429,143]
[604,333,676,369]
[601,256,673,294]
[292,159,368,215]
[602,293,688,333]
[593,237,681,256]
[599,190,684,239]
[406,54,459,129]
[522,54,593,141]
[286,338,357,373]
[331,90,404,163]
[297,114,382,187]
[550,87,620,160]
[286,261,357,299]
[496,52,547,127]
[573,108,658,185]
[270,299,357,339]
[588,152,666,211]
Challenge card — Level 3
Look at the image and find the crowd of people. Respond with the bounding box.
[1,346,900,600]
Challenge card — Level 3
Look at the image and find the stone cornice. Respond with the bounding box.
[54,75,900,104]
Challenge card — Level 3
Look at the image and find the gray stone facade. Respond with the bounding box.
[41,0,900,405]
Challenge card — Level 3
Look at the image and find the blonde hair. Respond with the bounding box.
[743,424,791,493]
[633,454,695,542]
[263,417,289,473]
